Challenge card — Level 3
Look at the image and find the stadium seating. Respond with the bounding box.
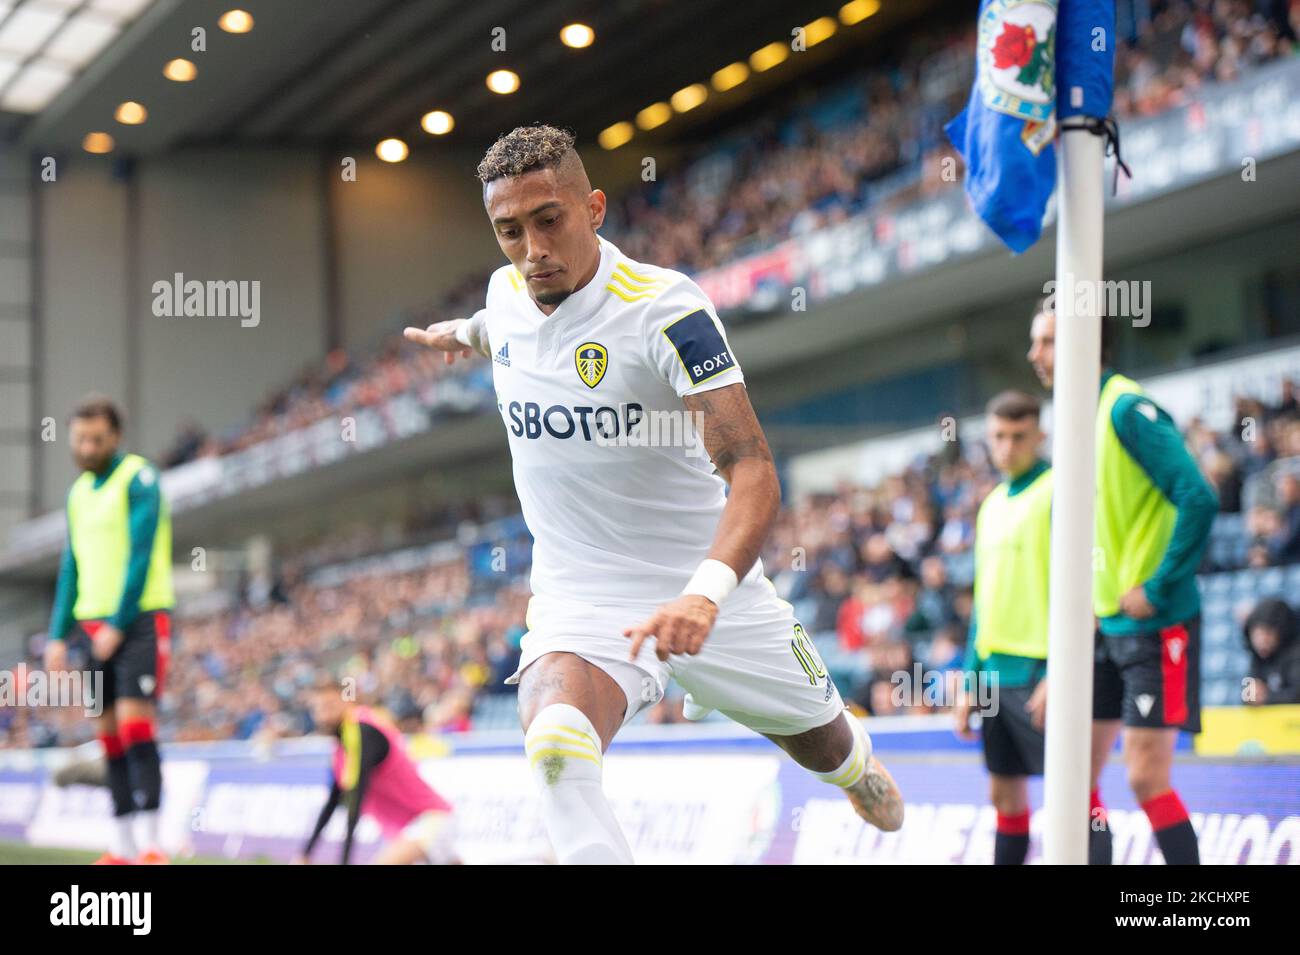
[154,0,1296,473]
[5,0,1299,750]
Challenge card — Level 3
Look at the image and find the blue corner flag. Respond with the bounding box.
[1057,0,1116,122]
[946,0,1115,254]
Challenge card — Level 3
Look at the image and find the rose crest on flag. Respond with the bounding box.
[977,0,1057,125]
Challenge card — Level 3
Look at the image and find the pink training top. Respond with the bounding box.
[330,706,452,838]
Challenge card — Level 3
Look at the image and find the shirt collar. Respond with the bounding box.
[92,451,125,488]
[1006,457,1049,497]
[532,235,616,322]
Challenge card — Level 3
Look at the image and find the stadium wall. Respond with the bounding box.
[329,151,503,350]
[33,148,499,513]
[0,149,34,536]
[133,149,331,480]
[27,142,660,517]
[36,160,130,513]
[34,149,331,511]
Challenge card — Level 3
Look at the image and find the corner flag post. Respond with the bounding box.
[946,0,1118,865]
[1043,0,1116,865]
[1042,126,1104,865]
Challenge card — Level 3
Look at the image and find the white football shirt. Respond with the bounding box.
[481,235,764,607]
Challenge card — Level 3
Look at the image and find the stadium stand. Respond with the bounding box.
[5,373,1297,747]
[153,0,1299,470]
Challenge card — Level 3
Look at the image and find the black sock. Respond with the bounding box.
[994,810,1031,864]
[1144,790,1199,865]
[1088,822,1113,865]
[125,740,162,811]
[994,831,1031,865]
[106,752,135,816]
[1152,819,1200,865]
[1088,788,1112,865]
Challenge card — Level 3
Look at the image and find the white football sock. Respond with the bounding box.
[136,809,161,852]
[524,703,634,865]
[112,815,138,859]
[813,711,873,789]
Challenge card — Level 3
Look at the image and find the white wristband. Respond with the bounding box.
[453,310,491,357]
[682,559,739,606]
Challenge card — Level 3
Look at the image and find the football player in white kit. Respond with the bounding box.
[405,125,903,863]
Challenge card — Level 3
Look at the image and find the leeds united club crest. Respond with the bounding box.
[575,342,608,389]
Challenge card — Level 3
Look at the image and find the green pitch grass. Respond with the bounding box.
[0,840,269,864]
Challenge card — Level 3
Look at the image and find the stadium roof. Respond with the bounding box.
[6,0,944,156]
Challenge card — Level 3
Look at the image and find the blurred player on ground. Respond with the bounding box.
[954,391,1054,864]
[300,684,459,865]
[405,125,903,863]
[43,396,174,865]
[1029,302,1218,865]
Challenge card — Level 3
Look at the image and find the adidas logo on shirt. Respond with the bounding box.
[494,342,511,367]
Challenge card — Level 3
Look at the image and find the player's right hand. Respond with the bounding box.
[952,696,977,741]
[625,594,718,662]
[44,639,67,673]
[403,320,474,365]
[91,624,123,661]
[1026,678,1048,731]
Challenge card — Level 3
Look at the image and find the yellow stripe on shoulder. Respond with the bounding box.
[608,269,667,294]
[613,261,665,287]
[506,267,525,292]
[606,283,656,303]
[605,261,669,302]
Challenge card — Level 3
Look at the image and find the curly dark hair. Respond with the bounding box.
[477,124,577,184]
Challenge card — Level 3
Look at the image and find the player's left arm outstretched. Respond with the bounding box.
[403,309,491,364]
[625,382,780,660]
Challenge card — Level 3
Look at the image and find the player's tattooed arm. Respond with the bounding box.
[681,383,781,581]
[684,384,771,481]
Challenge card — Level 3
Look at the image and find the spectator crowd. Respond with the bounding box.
[5,375,1299,749]
[157,0,1300,471]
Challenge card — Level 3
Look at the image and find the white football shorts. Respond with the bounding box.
[506,580,844,736]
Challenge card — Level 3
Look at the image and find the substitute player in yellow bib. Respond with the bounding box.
[43,396,174,865]
[406,125,903,863]
[954,391,1053,864]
